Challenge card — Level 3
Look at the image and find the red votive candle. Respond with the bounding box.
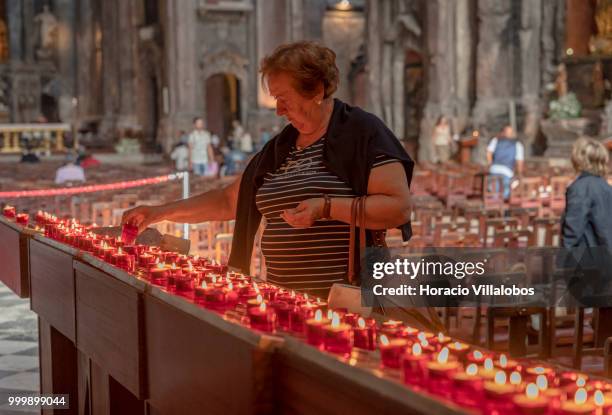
[402,343,428,386]
[379,320,404,338]
[426,347,460,397]
[138,253,156,268]
[322,312,353,356]
[495,353,519,374]
[194,281,234,311]
[558,388,596,415]
[121,223,139,245]
[452,363,484,408]
[271,301,292,329]
[248,301,276,332]
[289,302,318,334]
[174,274,194,295]
[353,317,377,350]
[379,335,408,369]
[447,341,470,362]
[305,309,329,348]
[513,383,550,415]
[483,371,518,414]
[3,205,16,218]
[16,213,29,225]
[148,263,168,286]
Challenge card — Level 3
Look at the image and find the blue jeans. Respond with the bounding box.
[192,163,207,176]
[489,173,512,200]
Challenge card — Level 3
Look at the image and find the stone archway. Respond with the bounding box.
[204,73,241,142]
[200,49,248,141]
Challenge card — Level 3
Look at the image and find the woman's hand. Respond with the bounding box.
[121,205,164,234]
[281,198,324,228]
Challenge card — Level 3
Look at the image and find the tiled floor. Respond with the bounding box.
[0,282,39,414]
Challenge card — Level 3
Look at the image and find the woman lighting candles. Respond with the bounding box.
[122,41,414,298]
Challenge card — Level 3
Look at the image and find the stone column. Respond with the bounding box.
[520,0,543,156]
[99,0,120,140]
[454,0,473,134]
[366,0,383,118]
[160,0,200,149]
[115,0,140,131]
[472,0,514,134]
[22,0,34,63]
[6,0,23,62]
[75,0,95,119]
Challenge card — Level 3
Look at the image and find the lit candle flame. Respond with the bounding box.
[212,275,217,284]
[473,350,483,359]
[118,247,123,254]
[304,293,309,300]
[437,347,449,364]
[466,364,478,376]
[117,236,122,243]
[102,241,108,249]
[484,358,494,371]
[187,261,193,271]
[453,341,466,350]
[420,338,429,347]
[412,343,422,356]
[532,367,546,375]
[327,310,334,320]
[259,302,266,312]
[331,312,340,328]
[201,281,207,289]
[156,262,164,269]
[437,332,446,342]
[576,376,586,388]
[379,335,390,346]
[499,354,507,368]
[510,372,522,385]
[357,317,366,329]
[574,388,588,405]
[494,371,507,385]
[228,282,233,290]
[536,375,548,390]
[314,309,323,322]
[417,332,427,342]
[256,294,263,304]
[526,383,539,400]
[594,390,605,407]
[171,263,176,270]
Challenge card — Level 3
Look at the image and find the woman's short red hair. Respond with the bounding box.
[260,41,339,99]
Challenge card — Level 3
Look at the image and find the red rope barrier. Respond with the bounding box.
[0,172,185,198]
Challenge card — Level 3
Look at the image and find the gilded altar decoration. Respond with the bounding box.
[590,0,612,55]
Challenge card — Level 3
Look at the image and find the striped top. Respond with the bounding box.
[255,137,396,296]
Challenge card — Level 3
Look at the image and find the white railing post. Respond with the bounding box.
[182,171,190,239]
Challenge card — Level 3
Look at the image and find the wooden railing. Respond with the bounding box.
[0,123,72,153]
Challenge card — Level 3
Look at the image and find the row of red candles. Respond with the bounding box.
[5,206,612,414]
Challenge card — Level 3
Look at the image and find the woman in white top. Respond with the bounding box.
[432,116,452,164]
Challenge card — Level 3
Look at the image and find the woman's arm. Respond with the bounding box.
[561,183,589,248]
[121,174,242,232]
[280,162,411,229]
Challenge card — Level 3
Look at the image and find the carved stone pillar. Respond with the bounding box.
[472,0,515,137]
[6,0,23,62]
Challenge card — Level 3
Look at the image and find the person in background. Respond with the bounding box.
[188,117,214,176]
[55,154,86,184]
[486,125,524,200]
[171,130,189,172]
[562,137,612,248]
[432,116,453,163]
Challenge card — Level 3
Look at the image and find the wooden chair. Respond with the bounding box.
[549,176,571,215]
[483,175,505,209]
